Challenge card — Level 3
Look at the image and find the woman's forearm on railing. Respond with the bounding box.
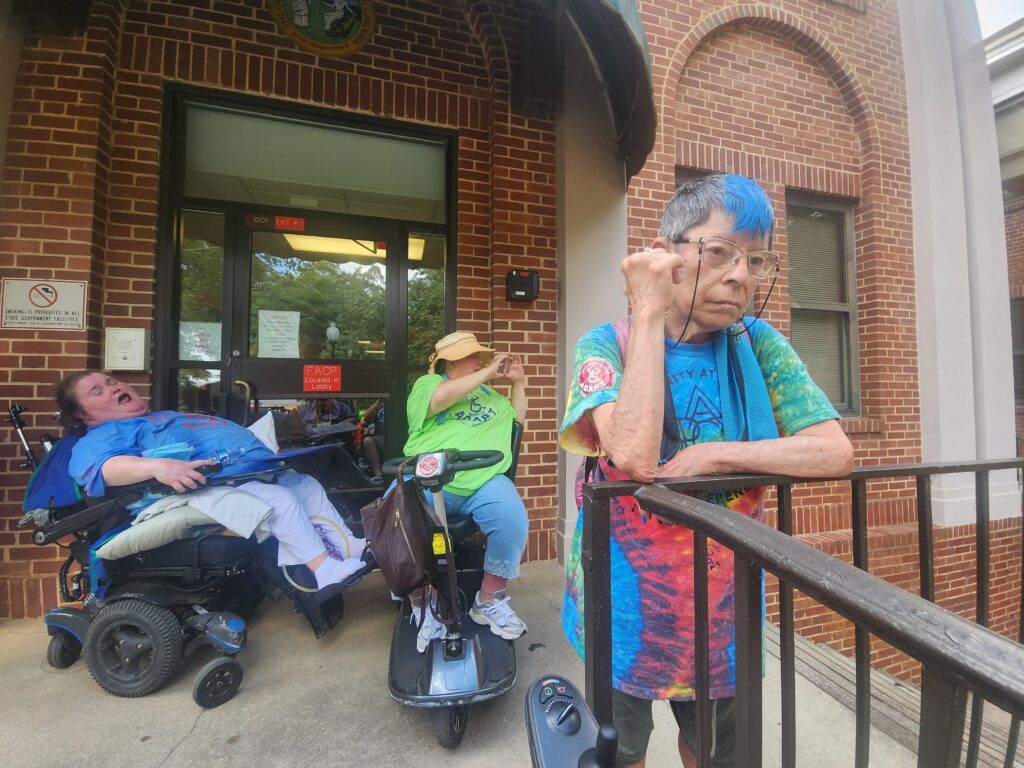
[656,419,854,479]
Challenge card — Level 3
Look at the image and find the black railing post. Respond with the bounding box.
[694,531,711,767]
[851,478,871,768]
[916,474,935,602]
[965,471,991,768]
[975,471,991,627]
[918,666,968,768]
[776,483,796,768]
[1005,492,1024,768]
[734,553,763,768]
[582,486,613,727]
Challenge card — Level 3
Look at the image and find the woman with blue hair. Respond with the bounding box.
[559,173,853,767]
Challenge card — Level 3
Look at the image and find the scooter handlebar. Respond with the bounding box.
[381,449,504,478]
[447,450,503,472]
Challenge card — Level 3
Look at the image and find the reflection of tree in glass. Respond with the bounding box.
[179,239,224,323]
[407,267,444,376]
[249,254,386,359]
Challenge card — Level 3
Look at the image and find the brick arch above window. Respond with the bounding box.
[675,24,861,184]
[454,0,513,99]
[659,4,882,172]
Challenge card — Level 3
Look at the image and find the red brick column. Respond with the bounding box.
[0,0,127,617]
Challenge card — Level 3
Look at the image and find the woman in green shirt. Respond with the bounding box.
[404,331,528,652]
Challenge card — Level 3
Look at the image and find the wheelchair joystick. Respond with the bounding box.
[578,725,618,768]
[526,675,616,767]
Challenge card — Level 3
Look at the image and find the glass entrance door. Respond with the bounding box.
[157,91,454,462]
[168,209,400,438]
[230,214,395,417]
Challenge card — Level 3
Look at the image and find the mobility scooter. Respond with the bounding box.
[381,429,522,749]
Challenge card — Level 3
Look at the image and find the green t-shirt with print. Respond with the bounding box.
[404,374,514,496]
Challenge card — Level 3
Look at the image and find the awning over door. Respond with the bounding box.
[565,0,657,179]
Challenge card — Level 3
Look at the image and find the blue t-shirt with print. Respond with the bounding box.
[69,411,273,497]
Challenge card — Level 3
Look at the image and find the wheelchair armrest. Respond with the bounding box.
[32,496,127,546]
[32,450,334,547]
[32,464,227,547]
[102,463,225,497]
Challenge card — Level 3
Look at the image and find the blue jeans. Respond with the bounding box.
[422,474,528,580]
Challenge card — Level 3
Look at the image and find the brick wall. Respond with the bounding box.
[1007,199,1024,452]
[0,0,559,617]
[1006,199,1024,298]
[633,0,1019,679]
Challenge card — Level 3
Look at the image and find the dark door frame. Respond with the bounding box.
[153,83,459,452]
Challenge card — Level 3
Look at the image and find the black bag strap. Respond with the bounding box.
[659,366,682,462]
[612,318,683,463]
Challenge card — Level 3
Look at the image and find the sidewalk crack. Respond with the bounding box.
[156,709,203,768]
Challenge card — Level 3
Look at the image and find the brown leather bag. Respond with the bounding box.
[359,459,437,597]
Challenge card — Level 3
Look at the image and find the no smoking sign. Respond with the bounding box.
[28,283,59,308]
[1,279,87,330]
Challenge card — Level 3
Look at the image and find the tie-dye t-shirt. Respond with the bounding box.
[559,319,837,700]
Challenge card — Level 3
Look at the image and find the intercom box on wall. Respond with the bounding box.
[104,328,150,371]
[505,269,539,302]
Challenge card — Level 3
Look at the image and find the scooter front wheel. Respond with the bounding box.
[434,705,468,749]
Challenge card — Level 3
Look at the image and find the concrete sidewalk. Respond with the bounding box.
[0,560,917,767]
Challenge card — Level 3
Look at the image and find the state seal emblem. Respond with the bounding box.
[270,0,376,58]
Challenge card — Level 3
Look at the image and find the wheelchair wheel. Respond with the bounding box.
[192,656,243,709]
[434,705,468,749]
[46,631,81,668]
[84,599,183,698]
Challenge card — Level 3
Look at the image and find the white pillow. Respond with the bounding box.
[95,506,215,560]
[247,411,280,453]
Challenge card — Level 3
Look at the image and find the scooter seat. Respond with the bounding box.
[446,517,482,544]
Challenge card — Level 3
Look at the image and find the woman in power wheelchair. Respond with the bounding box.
[10,371,377,707]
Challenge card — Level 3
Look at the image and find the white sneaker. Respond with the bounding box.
[469,589,527,640]
[410,602,443,653]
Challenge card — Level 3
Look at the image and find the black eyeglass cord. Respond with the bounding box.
[669,258,781,347]
[720,266,780,338]
[670,257,701,349]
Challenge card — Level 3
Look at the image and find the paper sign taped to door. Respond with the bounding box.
[303,365,341,392]
[258,310,300,358]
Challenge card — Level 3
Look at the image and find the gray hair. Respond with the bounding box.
[659,173,774,243]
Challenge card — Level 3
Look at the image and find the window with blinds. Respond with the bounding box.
[786,197,859,413]
[1011,299,1024,401]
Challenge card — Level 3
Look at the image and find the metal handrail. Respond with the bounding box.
[580,457,1024,768]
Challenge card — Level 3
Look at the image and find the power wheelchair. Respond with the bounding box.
[8,403,378,707]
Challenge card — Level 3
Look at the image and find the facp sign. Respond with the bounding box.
[1,279,87,330]
[302,364,341,392]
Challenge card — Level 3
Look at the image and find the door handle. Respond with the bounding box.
[233,379,255,425]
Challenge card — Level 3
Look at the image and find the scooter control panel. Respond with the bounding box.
[526,674,615,767]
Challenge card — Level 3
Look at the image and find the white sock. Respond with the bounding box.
[312,519,365,561]
[314,555,364,589]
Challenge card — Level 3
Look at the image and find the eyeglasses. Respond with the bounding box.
[672,236,780,280]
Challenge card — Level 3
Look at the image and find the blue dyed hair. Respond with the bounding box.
[659,173,774,243]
